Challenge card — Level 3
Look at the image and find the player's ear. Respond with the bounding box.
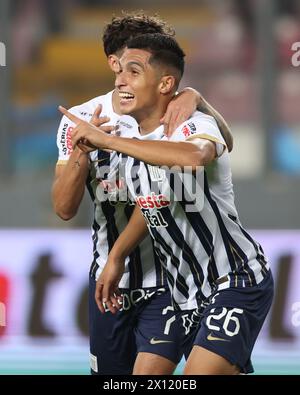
[107,54,121,73]
[159,75,176,95]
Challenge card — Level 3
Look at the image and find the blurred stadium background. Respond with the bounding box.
[0,0,299,375]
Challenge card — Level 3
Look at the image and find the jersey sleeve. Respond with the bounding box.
[56,107,82,164]
[170,114,227,157]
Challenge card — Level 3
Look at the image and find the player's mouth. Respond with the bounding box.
[119,91,135,104]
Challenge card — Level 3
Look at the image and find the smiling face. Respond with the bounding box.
[114,48,175,123]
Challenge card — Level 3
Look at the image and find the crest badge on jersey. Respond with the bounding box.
[181,122,197,138]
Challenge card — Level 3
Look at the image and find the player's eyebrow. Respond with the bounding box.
[126,61,145,70]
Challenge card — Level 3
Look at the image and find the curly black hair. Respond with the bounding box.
[102,10,175,56]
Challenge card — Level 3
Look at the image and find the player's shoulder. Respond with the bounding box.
[174,110,221,140]
[67,91,114,120]
[184,110,219,130]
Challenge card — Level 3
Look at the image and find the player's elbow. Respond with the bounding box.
[186,150,213,171]
[54,203,77,221]
[190,141,217,170]
[188,153,203,171]
[57,211,76,221]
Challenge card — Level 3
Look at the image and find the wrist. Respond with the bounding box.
[184,87,202,107]
[104,133,116,151]
[73,146,89,158]
[109,248,126,262]
[70,147,89,169]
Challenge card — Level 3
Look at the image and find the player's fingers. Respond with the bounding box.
[91,104,102,121]
[115,289,124,308]
[101,126,115,134]
[161,119,170,136]
[77,142,89,153]
[59,106,82,125]
[164,106,183,137]
[102,284,118,314]
[166,115,176,137]
[110,294,120,310]
[110,290,123,311]
[95,283,105,313]
[72,129,87,150]
[71,128,78,149]
[71,130,81,150]
[102,297,117,314]
[160,112,171,136]
[91,117,110,127]
[169,113,188,137]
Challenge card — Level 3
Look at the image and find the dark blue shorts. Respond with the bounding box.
[89,277,188,375]
[187,271,274,374]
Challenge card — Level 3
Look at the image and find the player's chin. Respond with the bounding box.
[119,100,135,115]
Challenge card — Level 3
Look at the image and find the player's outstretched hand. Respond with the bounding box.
[95,255,125,314]
[59,106,115,152]
[160,87,200,137]
[89,104,110,129]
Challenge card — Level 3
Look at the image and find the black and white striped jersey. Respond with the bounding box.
[120,111,270,310]
[56,91,165,288]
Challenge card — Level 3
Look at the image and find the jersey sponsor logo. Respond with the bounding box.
[60,124,73,156]
[142,210,168,228]
[136,193,170,210]
[181,123,197,138]
[136,193,170,228]
[188,122,196,132]
[118,120,133,130]
[149,337,173,345]
[207,332,230,342]
[80,111,93,117]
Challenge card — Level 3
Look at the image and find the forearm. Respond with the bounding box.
[105,135,203,169]
[52,148,89,220]
[109,206,149,260]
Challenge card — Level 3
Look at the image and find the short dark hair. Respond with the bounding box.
[102,11,175,57]
[126,33,185,78]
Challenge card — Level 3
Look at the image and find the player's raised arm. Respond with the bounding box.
[95,205,149,314]
[52,106,112,220]
[197,94,233,152]
[59,111,219,170]
[59,106,115,151]
[161,87,233,152]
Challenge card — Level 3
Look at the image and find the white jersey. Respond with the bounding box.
[120,111,270,310]
[56,91,165,289]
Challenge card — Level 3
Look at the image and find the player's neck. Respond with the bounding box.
[137,97,172,135]
[136,106,166,135]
